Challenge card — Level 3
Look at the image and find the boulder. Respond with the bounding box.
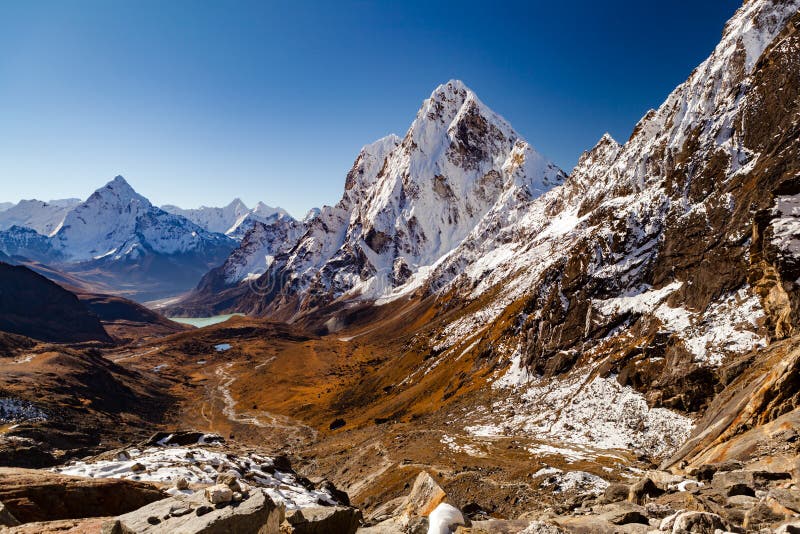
[552,515,650,533]
[627,478,663,504]
[366,496,405,524]
[402,472,447,517]
[743,499,794,529]
[660,511,734,533]
[643,470,685,489]
[216,473,244,493]
[204,484,234,504]
[358,516,428,533]
[102,489,284,534]
[643,502,674,520]
[465,519,554,533]
[0,467,165,524]
[4,517,107,533]
[130,463,146,473]
[599,483,629,504]
[596,502,649,525]
[770,487,800,513]
[711,469,791,495]
[726,494,759,508]
[284,505,361,534]
[0,500,20,527]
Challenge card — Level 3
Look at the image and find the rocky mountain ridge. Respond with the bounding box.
[0,198,81,236]
[1,1,799,532]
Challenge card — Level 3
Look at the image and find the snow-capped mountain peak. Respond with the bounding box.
[89,175,150,209]
[51,176,233,261]
[0,198,81,236]
[161,198,291,240]
[181,80,567,317]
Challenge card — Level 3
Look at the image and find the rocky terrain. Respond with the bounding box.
[0,0,799,532]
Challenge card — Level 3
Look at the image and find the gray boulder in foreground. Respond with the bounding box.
[285,505,362,534]
[102,489,284,534]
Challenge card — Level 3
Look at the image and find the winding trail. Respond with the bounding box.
[111,346,162,363]
[213,362,318,444]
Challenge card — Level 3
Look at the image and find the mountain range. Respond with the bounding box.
[164,0,800,511]
[161,199,297,241]
[0,177,299,301]
[1,1,800,532]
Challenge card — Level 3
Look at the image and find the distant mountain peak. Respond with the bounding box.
[95,175,149,206]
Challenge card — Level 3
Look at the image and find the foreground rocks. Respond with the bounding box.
[0,434,363,534]
[359,471,465,533]
[0,467,165,524]
[102,488,284,534]
[351,461,800,534]
[284,506,361,534]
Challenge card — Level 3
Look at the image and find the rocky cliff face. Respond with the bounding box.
[171,2,800,469]
[384,0,800,465]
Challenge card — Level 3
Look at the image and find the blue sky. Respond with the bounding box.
[0,0,740,217]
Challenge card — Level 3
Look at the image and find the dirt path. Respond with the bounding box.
[110,346,162,363]
[213,362,318,445]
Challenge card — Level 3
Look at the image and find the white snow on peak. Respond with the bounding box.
[51,176,233,261]
[0,198,81,236]
[253,80,565,309]
[162,198,291,240]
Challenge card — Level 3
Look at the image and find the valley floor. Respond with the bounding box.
[95,312,666,520]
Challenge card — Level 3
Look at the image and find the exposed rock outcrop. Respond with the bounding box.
[103,488,284,534]
[0,467,165,524]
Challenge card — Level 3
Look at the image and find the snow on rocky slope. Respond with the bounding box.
[162,199,291,241]
[0,198,80,236]
[55,439,338,510]
[181,80,565,317]
[401,0,800,463]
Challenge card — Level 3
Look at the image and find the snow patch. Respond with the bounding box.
[54,445,336,510]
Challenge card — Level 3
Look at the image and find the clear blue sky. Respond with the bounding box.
[0,0,740,217]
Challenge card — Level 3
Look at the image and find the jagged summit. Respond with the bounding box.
[176,79,566,317]
[161,198,290,240]
[50,177,233,262]
[93,175,149,205]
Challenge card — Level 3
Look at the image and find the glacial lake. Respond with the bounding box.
[169,313,245,328]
